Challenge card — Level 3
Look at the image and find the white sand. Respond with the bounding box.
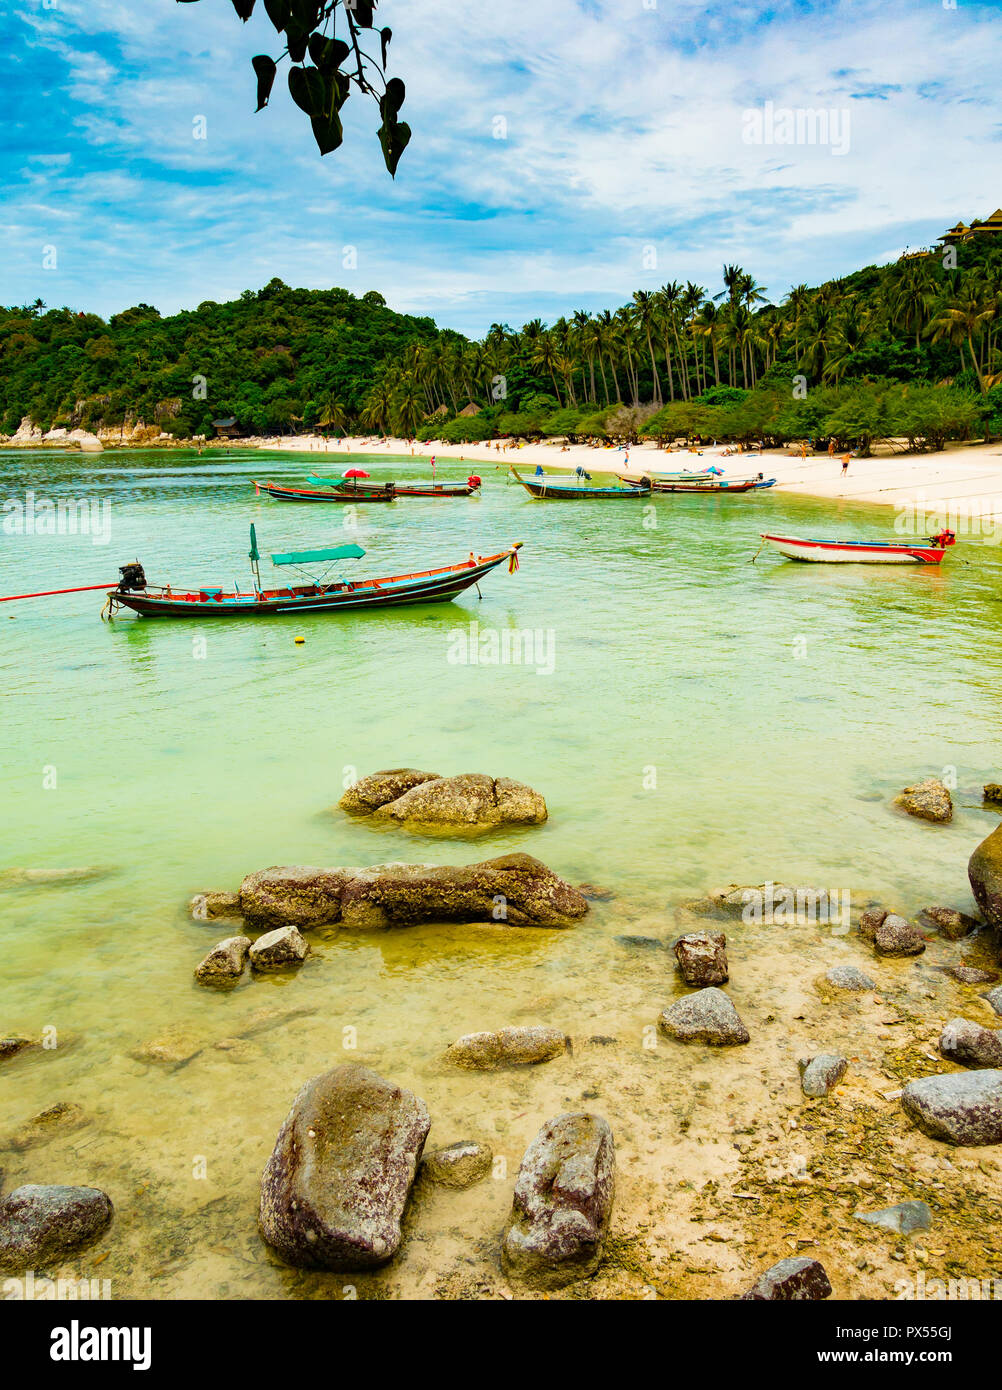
[263,433,1002,526]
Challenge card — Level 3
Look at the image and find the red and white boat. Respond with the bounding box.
[760,530,956,565]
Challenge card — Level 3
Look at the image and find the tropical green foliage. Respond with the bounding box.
[4,236,1002,449]
[180,0,409,174]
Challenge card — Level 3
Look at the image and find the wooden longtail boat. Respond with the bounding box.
[759,531,956,565]
[621,473,776,494]
[254,480,396,503]
[511,467,650,500]
[306,474,481,498]
[104,529,523,618]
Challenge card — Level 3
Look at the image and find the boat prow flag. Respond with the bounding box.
[270,543,366,566]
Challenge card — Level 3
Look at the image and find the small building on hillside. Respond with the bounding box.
[939,208,1002,245]
[458,402,481,418]
[211,417,241,438]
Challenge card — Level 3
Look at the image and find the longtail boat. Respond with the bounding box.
[622,473,776,494]
[306,474,481,498]
[758,531,956,565]
[511,467,650,500]
[103,528,523,618]
[254,480,396,503]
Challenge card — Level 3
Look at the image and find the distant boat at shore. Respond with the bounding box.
[510,466,651,499]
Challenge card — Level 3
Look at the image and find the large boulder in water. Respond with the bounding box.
[901,1070,1002,1145]
[339,769,441,815]
[894,777,953,823]
[658,987,750,1046]
[341,771,547,831]
[238,856,588,932]
[240,866,360,929]
[338,855,585,929]
[501,1113,614,1289]
[259,1064,430,1270]
[969,822,1002,930]
[0,1185,113,1271]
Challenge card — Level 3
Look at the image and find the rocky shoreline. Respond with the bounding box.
[4,789,1002,1299]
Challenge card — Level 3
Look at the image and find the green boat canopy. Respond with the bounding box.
[270,543,366,566]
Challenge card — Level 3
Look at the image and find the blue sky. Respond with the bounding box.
[2,0,1000,337]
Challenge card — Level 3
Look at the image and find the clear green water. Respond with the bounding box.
[2,447,1000,1297]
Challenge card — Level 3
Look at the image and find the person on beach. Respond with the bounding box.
[841,453,851,476]
[828,439,835,457]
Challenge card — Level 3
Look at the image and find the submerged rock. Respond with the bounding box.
[501,1113,614,1289]
[901,1070,1002,1145]
[946,964,998,985]
[194,935,251,986]
[741,1256,832,1300]
[615,934,666,953]
[799,1053,848,1097]
[0,1185,113,1271]
[658,987,749,1046]
[445,1026,569,1070]
[968,822,1002,930]
[983,986,1002,1016]
[132,1030,203,1066]
[338,768,440,815]
[189,890,243,922]
[0,1037,36,1063]
[238,855,588,932]
[7,1101,87,1152]
[983,784,1002,806]
[259,1063,430,1270]
[0,866,113,890]
[873,914,926,957]
[422,1141,493,1189]
[938,1018,1002,1068]
[894,778,953,823]
[674,930,728,986]
[919,905,980,940]
[825,965,875,992]
[248,926,308,971]
[855,1200,932,1236]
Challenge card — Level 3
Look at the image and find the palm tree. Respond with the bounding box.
[630,291,661,404]
[783,284,813,363]
[530,333,563,405]
[928,295,994,393]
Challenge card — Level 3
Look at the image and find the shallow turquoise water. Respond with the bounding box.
[2,446,1001,1296]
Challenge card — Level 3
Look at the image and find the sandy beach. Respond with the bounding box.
[261,433,1002,528]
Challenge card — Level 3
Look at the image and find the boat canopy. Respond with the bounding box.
[270,543,366,566]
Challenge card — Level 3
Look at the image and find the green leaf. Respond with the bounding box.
[308,34,350,73]
[288,64,327,116]
[231,0,256,18]
[311,108,344,157]
[382,77,405,114]
[351,0,375,27]
[287,26,310,62]
[380,26,392,67]
[377,115,411,177]
[251,55,277,110]
[263,0,292,31]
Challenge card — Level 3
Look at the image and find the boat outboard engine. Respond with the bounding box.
[118,561,147,592]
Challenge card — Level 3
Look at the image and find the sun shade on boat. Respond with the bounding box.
[270,543,366,566]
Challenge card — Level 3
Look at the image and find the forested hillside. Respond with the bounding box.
[3,234,1002,449]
